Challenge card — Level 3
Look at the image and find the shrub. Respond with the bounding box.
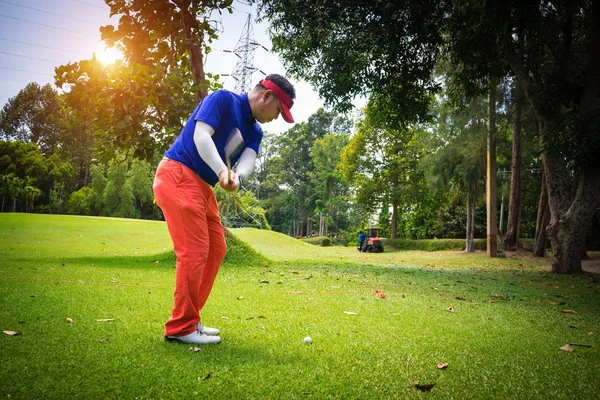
[301,236,333,246]
[68,186,91,215]
[383,238,487,251]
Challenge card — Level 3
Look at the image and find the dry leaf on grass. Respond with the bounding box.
[559,344,574,352]
[65,318,74,323]
[561,310,577,314]
[189,346,201,352]
[437,362,449,369]
[96,319,114,322]
[201,373,211,381]
[587,332,593,336]
[3,330,23,336]
[343,311,357,315]
[445,306,454,313]
[414,381,435,391]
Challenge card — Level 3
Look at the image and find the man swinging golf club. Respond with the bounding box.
[153,74,296,344]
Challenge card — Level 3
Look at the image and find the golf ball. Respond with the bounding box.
[304,336,312,344]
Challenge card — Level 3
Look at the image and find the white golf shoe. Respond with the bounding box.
[165,331,221,344]
[197,323,220,336]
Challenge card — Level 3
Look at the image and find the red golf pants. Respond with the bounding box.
[153,158,226,337]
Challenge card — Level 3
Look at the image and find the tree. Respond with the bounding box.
[339,104,424,239]
[0,83,65,155]
[310,132,350,236]
[274,109,335,236]
[8,176,25,212]
[447,0,600,273]
[262,0,600,273]
[55,1,230,162]
[102,0,232,103]
[501,78,524,251]
[0,174,12,212]
[422,96,488,251]
[259,0,444,125]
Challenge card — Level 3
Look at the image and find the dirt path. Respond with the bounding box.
[539,254,600,273]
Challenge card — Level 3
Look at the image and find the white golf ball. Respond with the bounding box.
[304,336,312,344]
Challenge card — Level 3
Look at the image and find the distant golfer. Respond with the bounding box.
[153,74,296,344]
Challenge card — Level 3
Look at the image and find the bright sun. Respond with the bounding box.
[96,47,123,65]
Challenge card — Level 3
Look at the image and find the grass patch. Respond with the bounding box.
[1,214,599,399]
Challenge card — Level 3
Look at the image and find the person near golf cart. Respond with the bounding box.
[153,74,296,345]
[358,231,366,251]
[361,227,384,253]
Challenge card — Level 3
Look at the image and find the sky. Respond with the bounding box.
[0,0,327,135]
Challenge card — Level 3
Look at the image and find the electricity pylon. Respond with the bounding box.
[227,13,267,94]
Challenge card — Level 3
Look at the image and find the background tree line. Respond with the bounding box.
[1,0,599,274]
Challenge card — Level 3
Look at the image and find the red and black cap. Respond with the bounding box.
[260,79,294,123]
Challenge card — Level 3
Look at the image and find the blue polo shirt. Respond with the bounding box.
[164,90,263,186]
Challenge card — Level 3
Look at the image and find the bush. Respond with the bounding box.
[383,238,487,251]
[301,236,333,246]
[68,187,91,215]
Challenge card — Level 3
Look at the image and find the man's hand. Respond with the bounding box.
[218,168,239,192]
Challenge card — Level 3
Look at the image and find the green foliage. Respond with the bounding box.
[0,83,65,155]
[0,140,75,212]
[309,132,351,234]
[384,238,486,251]
[259,0,444,124]
[339,104,426,238]
[83,157,158,219]
[68,186,91,215]
[262,109,353,236]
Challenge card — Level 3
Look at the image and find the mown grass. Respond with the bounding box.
[1,214,599,399]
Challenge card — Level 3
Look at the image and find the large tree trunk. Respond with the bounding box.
[534,171,550,257]
[501,78,523,251]
[465,183,476,253]
[506,0,600,273]
[180,4,208,103]
[486,83,498,257]
[543,159,600,273]
[545,1,600,273]
[391,198,398,239]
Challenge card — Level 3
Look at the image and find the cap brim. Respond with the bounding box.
[281,103,294,123]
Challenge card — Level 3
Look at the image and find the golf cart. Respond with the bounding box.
[361,227,384,253]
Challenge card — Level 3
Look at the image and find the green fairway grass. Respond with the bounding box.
[1,214,599,399]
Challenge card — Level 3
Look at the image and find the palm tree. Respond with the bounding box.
[24,184,42,212]
[0,174,13,212]
[9,177,25,212]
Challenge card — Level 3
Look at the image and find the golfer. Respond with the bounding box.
[153,74,296,344]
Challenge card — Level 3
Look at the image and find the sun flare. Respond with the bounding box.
[96,47,123,65]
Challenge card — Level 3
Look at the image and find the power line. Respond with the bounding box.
[0,0,102,24]
[0,37,87,56]
[0,50,62,64]
[68,0,108,10]
[0,65,53,77]
[0,13,95,37]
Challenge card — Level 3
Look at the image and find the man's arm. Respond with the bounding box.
[234,147,257,186]
[193,121,237,191]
